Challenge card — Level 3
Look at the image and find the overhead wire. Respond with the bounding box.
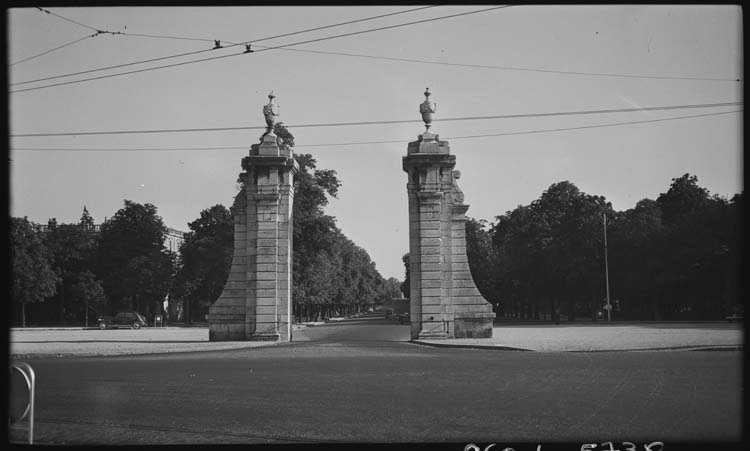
[10,101,742,138]
[13,6,133,67]
[11,5,438,87]
[10,33,99,66]
[10,6,512,93]
[36,6,101,33]
[11,109,742,152]
[16,5,739,90]
[35,5,440,48]
[259,45,741,83]
[114,32,230,44]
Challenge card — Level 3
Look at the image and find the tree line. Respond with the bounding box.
[10,124,401,327]
[411,174,742,322]
[11,203,176,327]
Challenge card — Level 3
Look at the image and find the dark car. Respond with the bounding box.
[726,314,744,323]
[98,311,148,330]
[397,312,410,324]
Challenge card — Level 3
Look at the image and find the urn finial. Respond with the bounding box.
[419,88,436,132]
[263,90,279,135]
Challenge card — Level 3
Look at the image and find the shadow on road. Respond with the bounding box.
[294,314,411,343]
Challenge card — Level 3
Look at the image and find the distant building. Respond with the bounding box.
[164,228,185,252]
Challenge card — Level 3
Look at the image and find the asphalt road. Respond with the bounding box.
[9,318,743,445]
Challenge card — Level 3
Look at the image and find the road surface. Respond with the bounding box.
[9,316,743,445]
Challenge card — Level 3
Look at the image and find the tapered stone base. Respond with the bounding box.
[417,322,448,339]
[418,331,448,339]
[455,313,495,338]
[249,332,281,341]
[208,322,246,341]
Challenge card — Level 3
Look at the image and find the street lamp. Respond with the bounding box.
[604,211,611,321]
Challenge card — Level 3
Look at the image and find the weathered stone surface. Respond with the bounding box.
[403,90,494,339]
[209,101,299,342]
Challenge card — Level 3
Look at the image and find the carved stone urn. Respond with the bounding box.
[419,88,436,132]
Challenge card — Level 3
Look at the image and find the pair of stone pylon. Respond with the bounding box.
[208,89,494,342]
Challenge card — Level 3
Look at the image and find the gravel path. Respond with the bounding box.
[9,322,743,357]
[415,323,743,351]
[9,327,283,358]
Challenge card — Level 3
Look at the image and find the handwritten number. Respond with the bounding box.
[644,442,664,451]
[581,444,598,451]
[621,442,636,451]
[463,445,503,451]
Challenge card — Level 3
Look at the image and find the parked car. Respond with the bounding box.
[98,311,148,330]
[384,308,394,319]
[397,312,410,324]
[726,314,744,323]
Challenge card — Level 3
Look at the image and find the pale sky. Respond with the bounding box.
[8,5,743,281]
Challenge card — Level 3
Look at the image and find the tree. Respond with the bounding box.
[400,253,410,299]
[11,217,58,327]
[69,270,106,328]
[173,205,233,323]
[42,208,102,325]
[608,199,665,319]
[656,173,710,226]
[383,277,404,300]
[95,200,175,319]
[270,123,387,322]
[490,182,614,321]
[488,175,742,322]
[80,205,96,231]
[465,217,500,309]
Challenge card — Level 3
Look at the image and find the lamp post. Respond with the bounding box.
[604,211,611,321]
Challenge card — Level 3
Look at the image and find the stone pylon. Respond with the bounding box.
[209,92,298,341]
[403,88,495,340]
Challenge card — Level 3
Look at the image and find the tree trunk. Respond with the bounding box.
[22,302,27,328]
[591,293,597,321]
[59,284,66,325]
[652,296,661,321]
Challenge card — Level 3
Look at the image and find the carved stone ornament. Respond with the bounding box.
[451,170,465,204]
[419,88,436,132]
[263,90,279,134]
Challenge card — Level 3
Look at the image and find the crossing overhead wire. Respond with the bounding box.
[10,33,98,66]
[14,7,137,67]
[11,110,743,152]
[11,6,512,93]
[59,6,441,47]
[35,7,125,39]
[10,101,742,138]
[36,6,101,32]
[12,5,438,87]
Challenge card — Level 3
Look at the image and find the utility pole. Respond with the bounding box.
[604,211,611,322]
